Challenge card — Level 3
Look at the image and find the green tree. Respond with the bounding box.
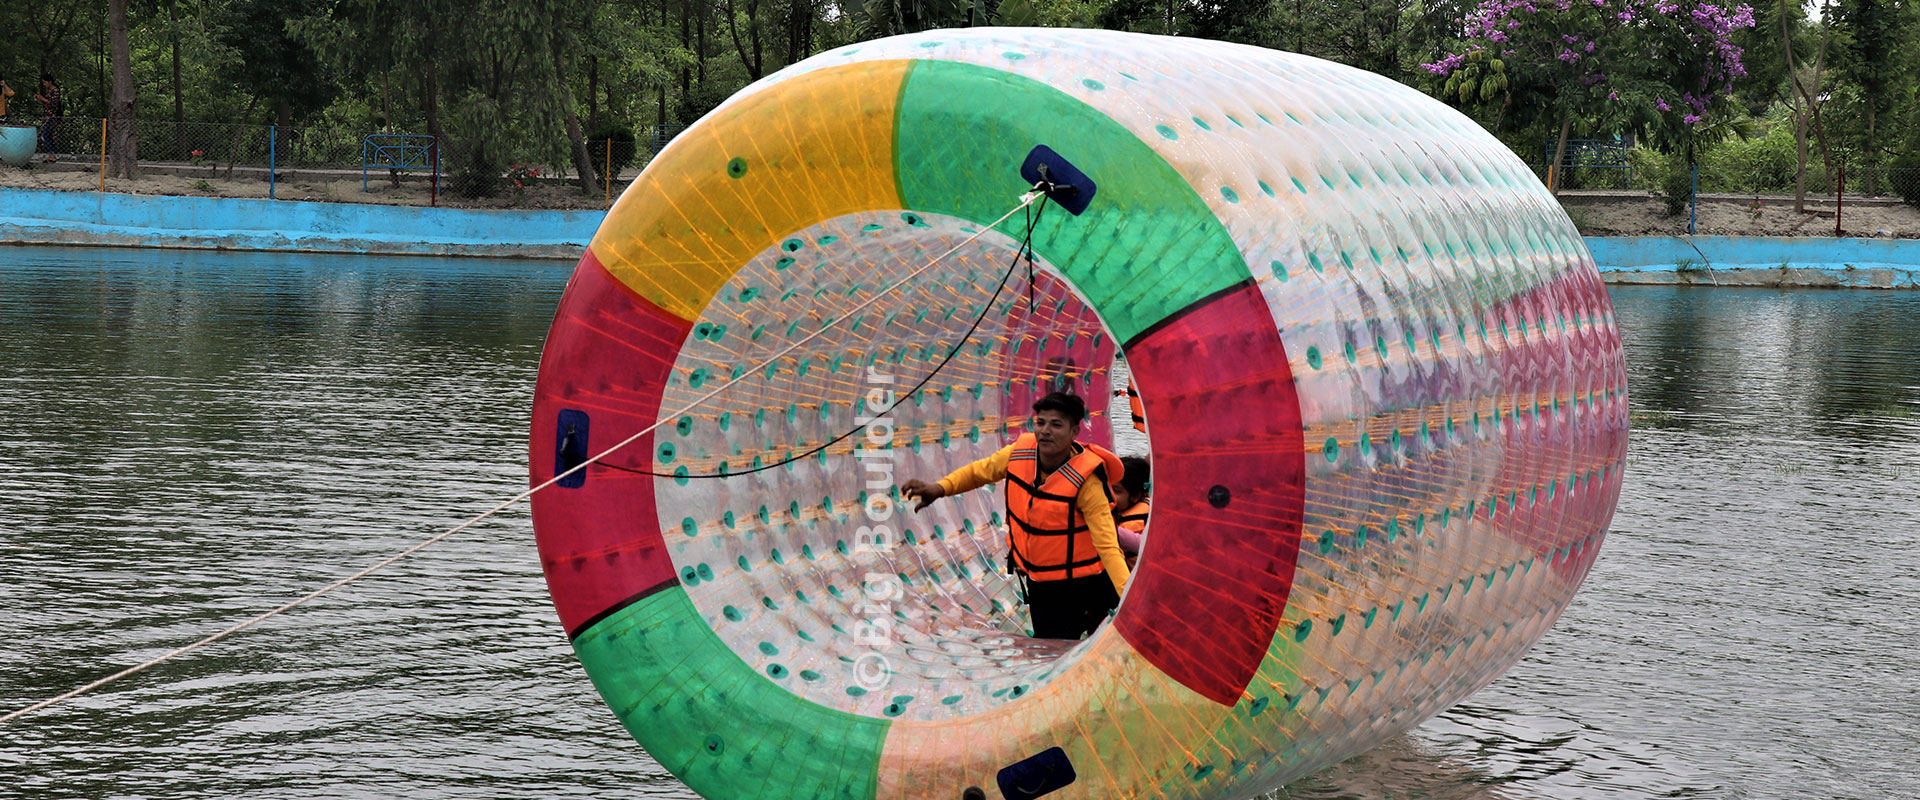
[1830,0,1919,194]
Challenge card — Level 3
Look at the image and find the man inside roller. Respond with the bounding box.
[901,391,1129,640]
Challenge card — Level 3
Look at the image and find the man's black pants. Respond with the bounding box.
[1025,573,1119,640]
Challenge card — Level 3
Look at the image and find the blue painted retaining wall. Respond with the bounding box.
[2,189,1918,283]
[0,187,603,259]
[1587,236,1920,288]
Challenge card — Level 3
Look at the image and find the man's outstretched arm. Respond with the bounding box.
[902,444,1016,510]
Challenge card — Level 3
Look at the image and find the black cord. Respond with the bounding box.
[1024,200,1036,315]
[598,195,1054,480]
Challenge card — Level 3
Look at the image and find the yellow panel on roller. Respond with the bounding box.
[587,60,910,322]
[876,632,1248,799]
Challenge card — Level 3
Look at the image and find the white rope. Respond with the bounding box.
[0,190,1045,726]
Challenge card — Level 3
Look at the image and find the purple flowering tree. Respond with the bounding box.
[1421,0,1755,193]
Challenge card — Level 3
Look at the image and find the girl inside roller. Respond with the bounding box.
[1112,456,1150,569]
[901,392,1129,640]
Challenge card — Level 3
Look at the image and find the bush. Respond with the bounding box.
[1700,120,1798,194]
[445,138,502,198]
[1631,147,1692,217]
[1661,165,1694,218]
[1892,152,1920,209]
[444,96,508,198]
[587,125,638,181]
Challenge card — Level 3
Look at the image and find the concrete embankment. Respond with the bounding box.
[4,189,1919,286]
[0,187,601,259]
[1587,236,1920,288]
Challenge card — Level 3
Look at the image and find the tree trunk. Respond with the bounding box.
[107,0,138,179]
[587,55,599,135]
[225,95,257,177]
[1791,106,1809,211]
[550,13,599,194]
[1548,119,1572,195]
[169,0,182,128]
[1864,105,1877,195]
[1779,0,1808,212]
[785,0,813,65]
[424,61,440,140]
[659,0,670,124]
[727,0,766,79]
[680,0,692,104]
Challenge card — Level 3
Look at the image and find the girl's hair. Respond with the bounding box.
[1118,456,1150,498]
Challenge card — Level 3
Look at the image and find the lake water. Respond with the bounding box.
[2,246,1915,799]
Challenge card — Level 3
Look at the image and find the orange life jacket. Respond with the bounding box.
[1125,382,1146,433]
[1005,432,1122,582]
[1114,498,1150,570]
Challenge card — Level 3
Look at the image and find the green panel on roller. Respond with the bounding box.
[893,60,1248,344]
[572,586,887,800]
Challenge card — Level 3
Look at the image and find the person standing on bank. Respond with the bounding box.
[901,391,1130,640]
[34,74,62,161]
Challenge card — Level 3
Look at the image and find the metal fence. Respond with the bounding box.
[11,116,678,204]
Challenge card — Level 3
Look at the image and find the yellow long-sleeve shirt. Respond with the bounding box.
[937,444,1131,595]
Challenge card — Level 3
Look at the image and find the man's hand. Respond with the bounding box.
[901,479,946,511]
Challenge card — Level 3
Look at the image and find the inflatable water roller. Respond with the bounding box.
[528,28,1628,800]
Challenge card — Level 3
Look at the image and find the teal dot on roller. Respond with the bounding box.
[1156,124,1178,140]
[1324,437,1339,463]
[1220,186,1239,203]
[1294,619,1313,642]
[722,605,743,622]
[681,517,698,537]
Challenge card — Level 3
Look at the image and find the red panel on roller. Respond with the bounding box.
[529,250,690,636]
[1114,282,1305,707]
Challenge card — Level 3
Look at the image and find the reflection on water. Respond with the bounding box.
[2,252,1916,799]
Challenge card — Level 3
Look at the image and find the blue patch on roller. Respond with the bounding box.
[996,746,1076,799]
[555,409,590,488]
[1019,145,1098,216]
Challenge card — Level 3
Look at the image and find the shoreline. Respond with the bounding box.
[5,187,1919,285]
